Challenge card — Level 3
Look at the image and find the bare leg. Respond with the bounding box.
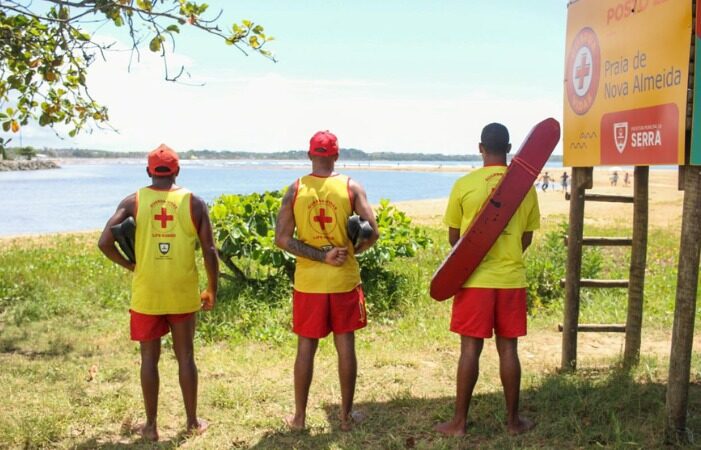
[138,338,161,441]
[171,315,207,434]
[334,332,362,431]
[495,336,534,435]
[285,336,319,430]
[435,336,484,436]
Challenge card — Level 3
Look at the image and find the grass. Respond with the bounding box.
[0,223,700,449]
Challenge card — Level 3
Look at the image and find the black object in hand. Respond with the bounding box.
[347,215,373,248]
[111,217,136,264]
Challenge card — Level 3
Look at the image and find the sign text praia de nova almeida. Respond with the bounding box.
[564,0,691,167]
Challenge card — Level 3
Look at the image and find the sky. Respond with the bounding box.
[19,1,570,155]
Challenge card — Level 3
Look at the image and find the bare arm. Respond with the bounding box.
[521,231,534,252]
[274,183,347,266]
[448,227,460,247]
[97,194,137,271]
[192,194,219,310]
[350,179,379,254]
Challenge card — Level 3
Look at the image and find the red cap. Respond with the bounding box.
[147,144,179,176]
[309,131,339,157]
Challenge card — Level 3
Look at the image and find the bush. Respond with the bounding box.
[210,190,293,285]
[208,191,432,319]
[525,222,602,310]
[357,200,432,313]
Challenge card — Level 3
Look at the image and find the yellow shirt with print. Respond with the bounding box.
[443,165,540,288]
[131,187,200,314]
[292,174,361,293]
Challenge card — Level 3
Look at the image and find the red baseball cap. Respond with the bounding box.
[147,144,179,176]
[309,131,339,157]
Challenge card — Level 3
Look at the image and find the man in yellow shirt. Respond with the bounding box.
[275,130,379,431]
[98,144,219,441]
[435,123,539,437]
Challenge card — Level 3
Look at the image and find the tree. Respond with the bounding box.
[0,1,274,153]
[17,145,36,160]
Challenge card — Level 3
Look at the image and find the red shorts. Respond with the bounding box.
[130,310,195,341]
[450,287,527,338]
[292,286,367,338]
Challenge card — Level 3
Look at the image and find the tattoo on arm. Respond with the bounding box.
[287,238,327,262]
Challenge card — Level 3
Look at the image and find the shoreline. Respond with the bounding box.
[37,157,679,174]
[0,168,684,241]
[53,157,480,173]
[0,160,60,171]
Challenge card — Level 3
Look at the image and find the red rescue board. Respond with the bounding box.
[430,118,561,301]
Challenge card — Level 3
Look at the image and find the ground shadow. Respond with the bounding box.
[74,429,190,449]
[0,331,74,359]
[249,369,701,449]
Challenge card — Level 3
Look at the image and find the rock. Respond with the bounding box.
[0,160,60,171]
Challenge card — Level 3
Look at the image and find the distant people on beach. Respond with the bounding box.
[560,171,569,194]
[540,172,551,192]
[624,171,630,187]
[610,171,619,187]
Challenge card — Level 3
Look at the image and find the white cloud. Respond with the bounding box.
[19,44,563,155]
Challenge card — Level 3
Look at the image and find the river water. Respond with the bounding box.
[1,159,494,236]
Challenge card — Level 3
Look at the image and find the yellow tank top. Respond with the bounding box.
[292,174,361,293]
[131,187,200,314]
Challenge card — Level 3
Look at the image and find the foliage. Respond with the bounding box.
[525,222,603,310]
[16,146,36,160]
[356,199,432,312]
[210,190,293,284]
[209,190,432,315]
[0,1,274,151]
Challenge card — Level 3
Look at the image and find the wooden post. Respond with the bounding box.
[623,166,649,368]
[665,165,701,443]
[561,166,592,371]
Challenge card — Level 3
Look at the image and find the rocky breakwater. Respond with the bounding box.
[0,160,60,171]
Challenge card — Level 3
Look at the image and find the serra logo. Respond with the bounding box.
[600,104,678,165]
[631,129,662,148]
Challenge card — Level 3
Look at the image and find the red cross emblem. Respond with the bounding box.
[154,207,174,229]
[574,52,590,91]
[313,208,333,230]
[565,27,600,116]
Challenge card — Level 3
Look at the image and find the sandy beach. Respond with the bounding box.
[395,168,685,229]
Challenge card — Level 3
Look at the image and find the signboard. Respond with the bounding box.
[691,3,701,166]
[563,0,691,167]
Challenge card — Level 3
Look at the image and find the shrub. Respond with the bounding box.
[525,222,602,310]
[208,191,432,317]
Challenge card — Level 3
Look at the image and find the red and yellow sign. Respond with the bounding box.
[563,0,691,167]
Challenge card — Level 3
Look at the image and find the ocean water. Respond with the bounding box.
[1,160,474,236]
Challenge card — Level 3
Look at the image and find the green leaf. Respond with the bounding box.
[166,24,180,33]
[149,36,162,52]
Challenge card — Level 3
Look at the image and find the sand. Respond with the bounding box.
[395,169,685,229]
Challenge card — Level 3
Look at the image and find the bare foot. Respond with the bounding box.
[284,414,305,431]
[434,419,466,437]
[132,422,159,442]
[507,416,535,436]
[187,418,209,436]
[340,410,365,432]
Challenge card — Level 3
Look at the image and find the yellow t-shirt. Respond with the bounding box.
[131,187,200,314]
[292,174,361,293]
[443,165,540,288]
